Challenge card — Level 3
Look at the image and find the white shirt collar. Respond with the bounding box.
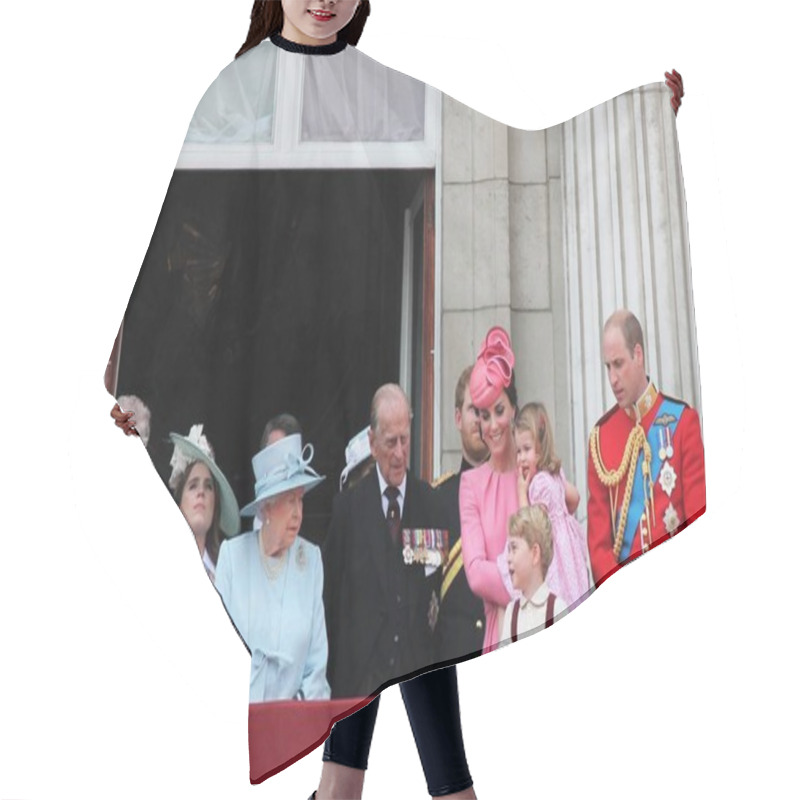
[520,581,551,608]
[376,467,407,507]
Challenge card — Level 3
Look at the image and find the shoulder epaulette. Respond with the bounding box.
[661,393,690,410]
[431,470,456,489]
[595,405,619,429]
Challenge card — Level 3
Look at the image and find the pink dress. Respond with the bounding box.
[459,463,518,652]
[528,469,590,607]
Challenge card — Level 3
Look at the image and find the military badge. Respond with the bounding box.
[641,512,650,552]
[402,529,449,568]
[659,460,677,497]
[657,426,675,460]
[428,589,440,631]
[654,412,677,427]
[402,529,415,565]
[664,503,680,535]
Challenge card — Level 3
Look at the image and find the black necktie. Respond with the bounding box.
[384,486,401,547]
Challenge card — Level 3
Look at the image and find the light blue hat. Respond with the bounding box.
[240,433,325,517]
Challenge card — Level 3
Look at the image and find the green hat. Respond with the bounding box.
[168,424,240,538]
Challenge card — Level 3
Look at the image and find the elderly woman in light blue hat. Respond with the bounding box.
[215,433,330,703]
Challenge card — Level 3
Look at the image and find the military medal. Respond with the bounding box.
[415,529,424,564]
[658,428,667,461]
[641,512,650,552]
[426,530,438,567]
[659,460,677,497]
[664,503,680,535]
[402,530,414,565]
[402,529,450,568]
[433,530,445,568]
[665,427,674,458]
[403,529,450,568]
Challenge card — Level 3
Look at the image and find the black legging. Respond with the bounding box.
[323,665,473,797]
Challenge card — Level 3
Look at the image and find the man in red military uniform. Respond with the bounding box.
[587,310,706,587]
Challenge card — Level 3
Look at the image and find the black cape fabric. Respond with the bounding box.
[112,35,706,781]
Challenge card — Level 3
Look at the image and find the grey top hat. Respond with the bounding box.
[241,433,325,517]
[168,424,241,538]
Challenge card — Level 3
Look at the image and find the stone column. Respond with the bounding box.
[439,95,512,474]
[561,83,702,513]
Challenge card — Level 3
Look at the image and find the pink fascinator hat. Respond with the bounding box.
[469,326,516,409]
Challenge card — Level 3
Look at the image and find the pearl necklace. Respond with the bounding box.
[259,525,288,581]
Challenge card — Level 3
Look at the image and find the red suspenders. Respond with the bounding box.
[510,593,557,643]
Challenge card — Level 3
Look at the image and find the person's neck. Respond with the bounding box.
[462,449,488,469]
[489,446,516,474]
[194,530,207,556]
[260,523,286,559]
[281,21,336,47]
[522,572,545,602]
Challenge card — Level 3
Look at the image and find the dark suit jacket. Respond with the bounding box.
[434,460,486,664]
[322,469,446,699]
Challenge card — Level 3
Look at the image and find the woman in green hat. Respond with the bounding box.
[168,424,240,582]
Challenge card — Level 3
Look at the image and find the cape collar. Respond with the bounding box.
[270,32,348,56]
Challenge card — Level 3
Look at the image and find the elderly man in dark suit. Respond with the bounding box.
[323,383,445,698]
[315,384,475,800]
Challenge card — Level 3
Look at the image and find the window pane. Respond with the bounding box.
[302,50,425,142]
[185,44,277,144]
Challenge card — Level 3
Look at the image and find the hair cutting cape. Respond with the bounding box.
[108,34,706,783]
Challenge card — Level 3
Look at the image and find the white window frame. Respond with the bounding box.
[177,50,438,171]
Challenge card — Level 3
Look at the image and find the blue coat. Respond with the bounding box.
[215,530,330,702]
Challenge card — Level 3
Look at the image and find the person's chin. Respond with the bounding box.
[488,439,505,457]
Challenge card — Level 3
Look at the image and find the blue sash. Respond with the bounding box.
[618,397,685,561]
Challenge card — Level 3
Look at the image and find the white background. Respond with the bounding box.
[1,1,797,798]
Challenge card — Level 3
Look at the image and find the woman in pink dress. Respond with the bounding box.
[459,327,520,652]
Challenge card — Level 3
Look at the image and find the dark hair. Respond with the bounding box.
[505,370,519,411]
[237,0,372,59]
[260,412,303,449]
[454,366,473,411]
[173,460,224,567]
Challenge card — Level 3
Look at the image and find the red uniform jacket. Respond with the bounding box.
[587,389,706,586]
